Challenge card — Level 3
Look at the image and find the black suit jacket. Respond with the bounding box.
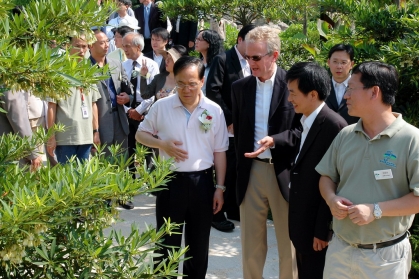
[144,51,167,74]
[325,81,359,125]
[206,47,243,126]
[232,68,299,205]
[287,105,347,254]
[170,19,198,51]
[134,3,166,38]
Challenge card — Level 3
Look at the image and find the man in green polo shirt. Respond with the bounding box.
[316,61,419,279]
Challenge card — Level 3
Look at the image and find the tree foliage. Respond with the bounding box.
[0,0,182,277]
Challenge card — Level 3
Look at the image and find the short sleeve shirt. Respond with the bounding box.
[48,87,101,145]
[138,92,229,172]
[315,113,419,244]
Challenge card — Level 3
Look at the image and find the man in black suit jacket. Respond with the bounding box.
[134,0,167,53]
[170,17,198,52]
[283,62,347,278]
[206,24,256,232]
[144,27,168,74]
[231,26,298,279]
[325,43,359,124]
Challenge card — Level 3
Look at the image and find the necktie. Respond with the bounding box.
[144,6,150,38]
[131,61,138,107]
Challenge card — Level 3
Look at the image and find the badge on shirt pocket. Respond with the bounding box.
[81,105,89,119]
[374,169,393,180]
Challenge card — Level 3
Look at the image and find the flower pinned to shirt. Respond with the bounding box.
[199,109,213,133]
[131,67,141,79]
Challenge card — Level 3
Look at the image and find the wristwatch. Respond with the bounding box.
[93,129,99,133]
[373,203,382,219]
[215,185,226,192]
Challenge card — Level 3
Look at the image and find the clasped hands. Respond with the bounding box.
[327,195,375,226]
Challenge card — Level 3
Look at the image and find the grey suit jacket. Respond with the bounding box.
[94,58,132,144]
[0,90,38,160]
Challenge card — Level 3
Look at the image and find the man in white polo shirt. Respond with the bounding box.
[136,56,228,278]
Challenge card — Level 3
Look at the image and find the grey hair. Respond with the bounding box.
[124,32,144,51]
[245,26,281,54]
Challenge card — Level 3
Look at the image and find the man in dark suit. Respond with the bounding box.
[325,43,359,124]
[144,27,169,74]
[134,0,167,53]
[89,31,134,209]
[284,62,347,278]
[206,24,256,232]
[170,17,198,52]
[231,26,298,279]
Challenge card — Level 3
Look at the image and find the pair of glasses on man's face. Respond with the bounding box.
[244,52,271,61]
[175,83,200,90]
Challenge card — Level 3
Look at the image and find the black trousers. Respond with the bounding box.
[213,138,239,221]
[156,167,215,279]
[296,247,327,279]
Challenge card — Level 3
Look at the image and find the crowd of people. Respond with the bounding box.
[1,0,419,279]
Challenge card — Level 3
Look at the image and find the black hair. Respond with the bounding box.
[151,27,170,41]
[328,44,355,61]
[237,24,256,44]
[170,45,189,57]
[199,29,224,67]
[115,26,134,37]
[352,61,398,106]
[285,62,331,101]
[118,0,132,6]
[173,56,205,79]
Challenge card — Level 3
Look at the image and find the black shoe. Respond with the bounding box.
[211,220,235,232]
[119,200,134,210]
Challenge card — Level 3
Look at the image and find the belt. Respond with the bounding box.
[111,106,118,112]
[355,232,408,249]
[175,167,213,176]
[254,157,273,164]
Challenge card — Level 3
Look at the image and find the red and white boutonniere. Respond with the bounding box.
[198,109,213,133]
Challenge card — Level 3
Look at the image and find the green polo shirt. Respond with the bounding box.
[315,113,419,244]
[48,87,101,146]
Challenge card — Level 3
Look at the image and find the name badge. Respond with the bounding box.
[81,106,89,119]
[374,169,393,180]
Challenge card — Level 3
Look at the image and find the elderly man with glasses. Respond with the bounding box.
[136,56,228,279]
[231,26,299,279]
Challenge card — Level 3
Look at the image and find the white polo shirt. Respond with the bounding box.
[138,92,229,172]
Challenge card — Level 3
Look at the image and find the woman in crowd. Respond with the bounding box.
[140,45,188,103]
[194,29,224,95]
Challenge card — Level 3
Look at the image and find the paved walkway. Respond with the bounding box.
[107,194,280,279]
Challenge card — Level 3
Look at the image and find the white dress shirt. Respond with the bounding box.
[332,75,350,106]
[254,66,277,159]
[295,102,325,162]
[122,54,159,113]
[234,45,251,78]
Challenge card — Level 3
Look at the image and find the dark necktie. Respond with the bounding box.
[130,61,138,107]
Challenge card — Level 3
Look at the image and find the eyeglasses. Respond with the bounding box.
[344,86,367,95]
[244,53,271,61]
[195,37,205,42]
[175,83,201,90]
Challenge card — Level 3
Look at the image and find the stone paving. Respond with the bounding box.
[107,194,280,279]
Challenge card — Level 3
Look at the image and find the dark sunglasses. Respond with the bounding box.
[244,52,271,61]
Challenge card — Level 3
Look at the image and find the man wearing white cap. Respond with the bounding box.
[105,0,138,39]
[107,18,140,62]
